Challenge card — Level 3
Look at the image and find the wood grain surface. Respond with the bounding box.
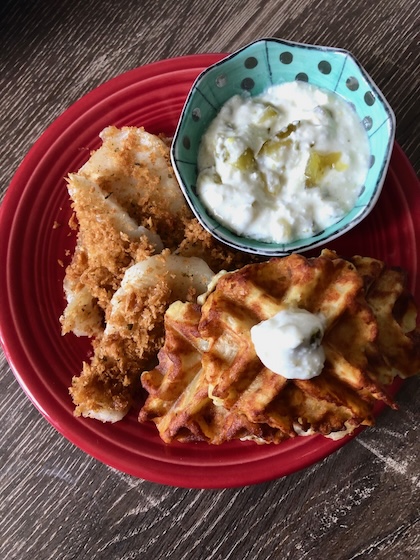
[1,1,419,559]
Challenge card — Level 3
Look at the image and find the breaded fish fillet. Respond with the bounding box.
[60,126,189,336]
[61,126,255,422]
[70,252,214,422]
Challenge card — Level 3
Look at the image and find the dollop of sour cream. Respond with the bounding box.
[197,81,370,243]
[250,308,326,380]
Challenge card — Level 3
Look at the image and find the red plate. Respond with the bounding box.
[0,55,419,488]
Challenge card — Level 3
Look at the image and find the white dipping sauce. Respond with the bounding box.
[250,308,326,380]
[197,81,370,243]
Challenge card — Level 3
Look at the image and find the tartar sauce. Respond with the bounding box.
[250,308,326,380]
[197,81,370,243]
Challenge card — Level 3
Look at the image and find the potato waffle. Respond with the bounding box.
[139,250,420,444]
[140,301,287,443]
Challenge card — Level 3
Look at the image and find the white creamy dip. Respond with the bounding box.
[250,308,326,380]
[197,81,370,243]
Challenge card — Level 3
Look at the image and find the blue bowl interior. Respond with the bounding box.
[171,38,395,255]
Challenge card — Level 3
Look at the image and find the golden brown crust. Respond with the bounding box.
[176,217,260,272]
[139,251,420,444]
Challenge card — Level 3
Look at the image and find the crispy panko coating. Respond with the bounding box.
[61,127,253,422]
[139,250,420,444]
[176,217,260,272]
[61,126,184,335]
[69,251,215,422]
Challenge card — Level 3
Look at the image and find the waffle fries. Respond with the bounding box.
[140,301,283,443]
[139,250,420,444]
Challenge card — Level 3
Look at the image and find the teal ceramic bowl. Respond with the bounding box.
[171,38,395,256]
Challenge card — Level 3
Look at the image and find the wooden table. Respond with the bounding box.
[1,1,419,558]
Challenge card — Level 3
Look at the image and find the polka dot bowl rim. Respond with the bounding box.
[170,37,396,256]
